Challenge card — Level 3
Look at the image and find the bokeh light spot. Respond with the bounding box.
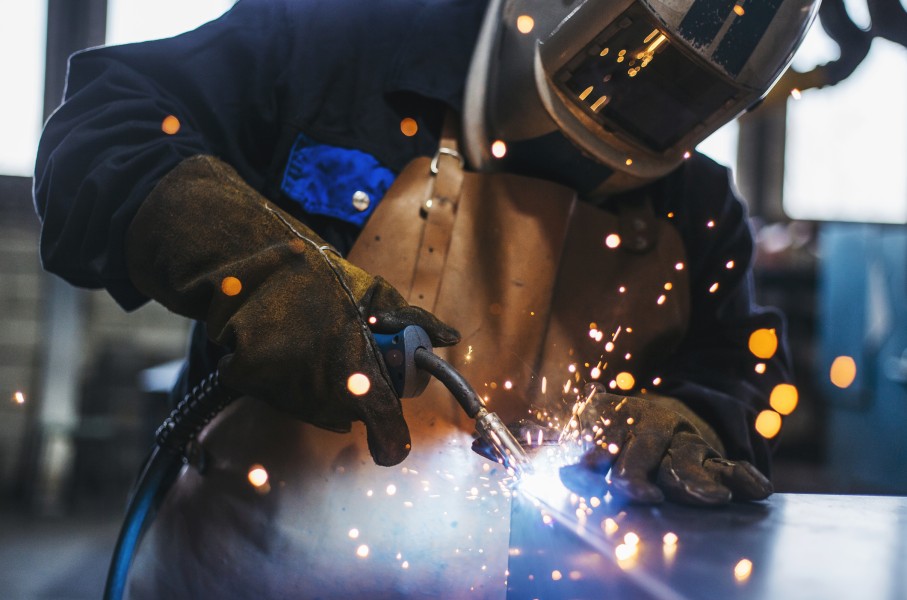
[347,373,371,396]
[516,15,535,34]
[755,410,782,439]
[748,328,778,359]
[830,356,857,388]
[161,115,180,135]
[221,276,242,297]
[769,383,798,415]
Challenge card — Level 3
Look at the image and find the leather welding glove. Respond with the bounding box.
[125,155,460,466]
[559,390,772,506]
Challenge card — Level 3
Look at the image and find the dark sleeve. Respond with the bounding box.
[655,155,792,475]
[33,0,291,309]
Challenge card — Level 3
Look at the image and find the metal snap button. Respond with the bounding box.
[352,190,370,211]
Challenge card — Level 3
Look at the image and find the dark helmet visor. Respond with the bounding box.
[553,4,741,153]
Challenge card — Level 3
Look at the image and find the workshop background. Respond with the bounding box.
[1,0,905,598]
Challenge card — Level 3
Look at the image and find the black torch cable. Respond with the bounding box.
[104,371,234,600]
[413,347,485,417]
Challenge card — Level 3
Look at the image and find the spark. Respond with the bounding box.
[542,514,553,525]
[755,363,766,374]
[707,220,715,228]
[603,518,619,535]
[624,532,640,547]
[615,544,636,561]
[161,115,180,135]
[734,558,753,581]
[386,484,397,496]
[675,262,684,271]
[604,233,622,249]
[247,465,269,488]
[615,372,635,390]
[491,140,507,158]
[619,286,626,293]
[625,157,634,166]
[551,570,563,581]
[568,364,577,373]
[504,380,513,390]
[657,294,666,305]
[652,377,662,385]
[663,532,678,546]
[221,276,242,296]
[733,4,746,16]
[709,283,719,293]
[664,282,673,290]
[791,88,802,100]
[347,373,371,395]
[541,377,547,394]
[605,342,615,352]
[12,391,25,405]
[591,96,610,112]
[368,316,378,325]
[590,367,602,379]
[726,260,735,269]
[579,86,594,101]
[683,151,691,160]
[608,443,620,454]
[402,561,410,569]
[516,15,535,34]
[356,544,370,558]
[465,345,473,362]
[400,118,418,137]
[348,528,360,539]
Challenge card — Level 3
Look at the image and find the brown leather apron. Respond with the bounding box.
[128,128,690,600]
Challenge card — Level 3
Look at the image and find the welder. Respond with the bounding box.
[34,0,818,597]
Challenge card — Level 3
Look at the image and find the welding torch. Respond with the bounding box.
[104,324,529,600]
[372,325,532,476]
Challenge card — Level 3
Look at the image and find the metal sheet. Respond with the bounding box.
[507,471,907,600]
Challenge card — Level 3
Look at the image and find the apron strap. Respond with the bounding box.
[410,111,466,309]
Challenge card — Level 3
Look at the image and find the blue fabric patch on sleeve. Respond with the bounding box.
[281,134,396,228]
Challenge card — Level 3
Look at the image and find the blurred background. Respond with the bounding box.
[0,0,905,598]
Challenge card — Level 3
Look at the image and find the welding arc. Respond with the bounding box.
[413,347,485,417]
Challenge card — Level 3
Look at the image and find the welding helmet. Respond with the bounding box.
[463,0,820,192]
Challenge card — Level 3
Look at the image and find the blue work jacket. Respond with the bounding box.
[33,0,788,472]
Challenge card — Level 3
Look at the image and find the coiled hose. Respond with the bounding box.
[103,371,234,600]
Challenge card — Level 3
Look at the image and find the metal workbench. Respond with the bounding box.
[507,485,907,600]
